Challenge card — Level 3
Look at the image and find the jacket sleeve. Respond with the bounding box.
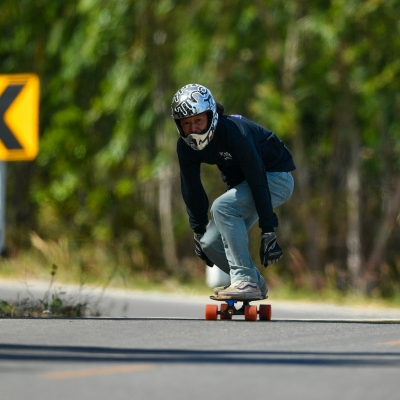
[234,131,278,229]
[177,142,209,234]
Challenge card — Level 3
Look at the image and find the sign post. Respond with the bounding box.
[0,74,39,254]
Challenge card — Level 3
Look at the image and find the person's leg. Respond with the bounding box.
[207,183,262,299]
[201,172,294,287]
[266,171,294,208]
[200,219,230,275]
[201,211,266,294]
[201,211,260,272]
[209,180,260,284]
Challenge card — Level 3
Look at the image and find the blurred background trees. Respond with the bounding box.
[1,0,400,298]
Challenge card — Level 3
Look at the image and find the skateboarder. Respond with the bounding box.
[171,83,295,300]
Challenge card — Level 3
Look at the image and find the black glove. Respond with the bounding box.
[260,232,282,267]
[194,233,214,267]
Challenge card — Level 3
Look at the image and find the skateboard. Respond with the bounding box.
[205,296,272,321]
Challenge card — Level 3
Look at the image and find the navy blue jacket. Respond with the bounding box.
[177,115,296,234]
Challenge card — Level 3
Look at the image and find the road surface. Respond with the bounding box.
[1,279,400,400]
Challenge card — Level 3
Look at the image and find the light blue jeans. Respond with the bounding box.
[200,172,294,287]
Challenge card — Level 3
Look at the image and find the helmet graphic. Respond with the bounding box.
[171,84,218,151]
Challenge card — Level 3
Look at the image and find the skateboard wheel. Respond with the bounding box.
[205,304,218,320]
[244,305,257,321]
[220,304,232,320]
[259,304,272,321]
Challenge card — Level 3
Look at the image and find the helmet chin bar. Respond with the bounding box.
[183,131,212,151]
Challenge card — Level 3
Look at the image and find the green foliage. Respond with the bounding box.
[1,0,400,298]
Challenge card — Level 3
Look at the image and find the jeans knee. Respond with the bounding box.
[210,196,222,215]
[200,230,225,258]
[211,197,238,221]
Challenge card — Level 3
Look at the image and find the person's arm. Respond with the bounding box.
[236,134,278,230]
[177,143,209,234]
[177,142,213,266]
[237,138,283,266]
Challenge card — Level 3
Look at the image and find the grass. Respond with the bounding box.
[0,263,104,318]
[1,259,400,315]
[1,238,400,315]
[0,244,212,318]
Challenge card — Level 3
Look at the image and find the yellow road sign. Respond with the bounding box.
[0,74,39,161]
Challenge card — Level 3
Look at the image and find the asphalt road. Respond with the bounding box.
[1,280,400,400]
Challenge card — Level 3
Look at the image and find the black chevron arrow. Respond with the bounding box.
[0,84,24,149]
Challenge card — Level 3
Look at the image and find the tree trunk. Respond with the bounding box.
[158,164,179,271]
[152,73,180,271]
[366,177,400,274]
[283,12,321,278]
[346,135,362,293]
[333,45,362,293]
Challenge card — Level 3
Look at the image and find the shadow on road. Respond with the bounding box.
[0,344,399,367]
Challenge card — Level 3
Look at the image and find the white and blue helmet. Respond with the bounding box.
[171,83,219,151]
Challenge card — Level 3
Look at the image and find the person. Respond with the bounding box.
[171,83,295,300]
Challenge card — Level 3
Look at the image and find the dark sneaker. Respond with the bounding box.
[214,281,268,298]
[216,281,262,300]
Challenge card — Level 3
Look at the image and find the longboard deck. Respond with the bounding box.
[209,295,267,302]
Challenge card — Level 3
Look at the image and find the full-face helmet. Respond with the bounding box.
[171,84,218,151]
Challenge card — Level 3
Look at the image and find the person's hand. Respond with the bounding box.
[260,232,282,267]
[194,233,214,267]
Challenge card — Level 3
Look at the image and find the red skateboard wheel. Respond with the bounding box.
[205,304,218,320]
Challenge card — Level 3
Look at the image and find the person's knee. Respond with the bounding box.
[278,174,294,206]
[200,231,230,274]
[200,230,223,257]
[268,172,294,208]
[211,196,237,220]
[210,196,223,215]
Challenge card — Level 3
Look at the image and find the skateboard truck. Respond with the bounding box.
[223,299,248,315]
